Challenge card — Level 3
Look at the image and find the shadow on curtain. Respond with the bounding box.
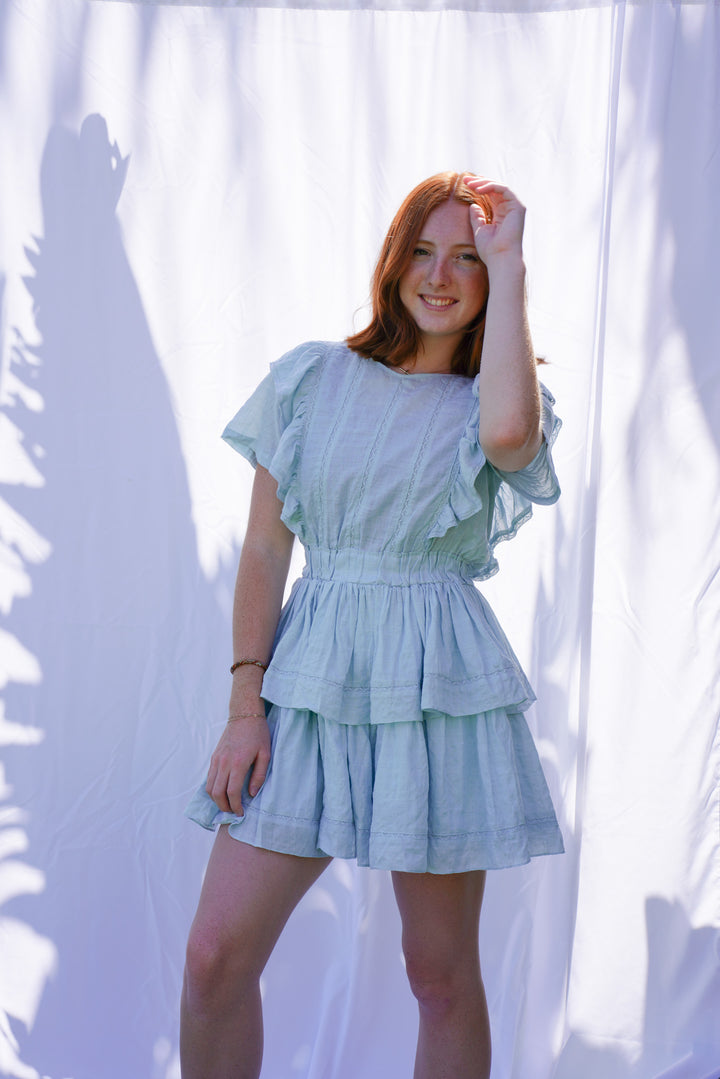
[1,3,718,1078]
[1,113,232,1078]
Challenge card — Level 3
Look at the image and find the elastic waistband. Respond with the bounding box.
[301,546,472,586]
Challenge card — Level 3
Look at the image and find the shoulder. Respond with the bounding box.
[267,341,362,421]
[270,339,359,380]
[272,339,355,365]
[272,339,370,390]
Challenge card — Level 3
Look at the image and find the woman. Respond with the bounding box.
[181,172,563,1079]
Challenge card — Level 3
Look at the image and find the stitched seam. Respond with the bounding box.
[266,667,519,690]
[367,819,560,840]
[317,354,363,530]
[300,577,471,587]
[347,381,402,549]
[298,545,477,583]
[268,670,419,691]
[242,809,559,840]
[389,379,451,546]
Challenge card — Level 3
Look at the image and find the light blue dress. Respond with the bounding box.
[186,340,564,873]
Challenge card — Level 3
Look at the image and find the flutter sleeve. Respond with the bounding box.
[490,383,561,503]
[427,380,561,580]
[222,372,282,470]
[484,383,561,551]
[221,341,326,535]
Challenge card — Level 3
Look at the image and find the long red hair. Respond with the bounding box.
[346,171,494,378]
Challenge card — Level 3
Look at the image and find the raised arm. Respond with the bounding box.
[464,176,543,473]
[205,464,295,817]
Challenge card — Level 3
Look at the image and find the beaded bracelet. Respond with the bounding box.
[227,712,266,722]
[230,658,268,675]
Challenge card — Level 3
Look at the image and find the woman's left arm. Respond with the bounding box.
[465,177,543,472]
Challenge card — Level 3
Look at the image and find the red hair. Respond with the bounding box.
[346,171,494,378]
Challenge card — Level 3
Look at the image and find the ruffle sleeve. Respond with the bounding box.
[427,381,561,579]
[491,384,561,502]
[221,341,326,537]
[486,382,561,546]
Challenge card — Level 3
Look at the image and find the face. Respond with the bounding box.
[398,199,488,356]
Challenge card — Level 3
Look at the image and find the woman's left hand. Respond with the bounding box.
[463,176,526,266]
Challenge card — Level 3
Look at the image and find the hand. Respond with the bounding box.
[463,176,526,267]
[205,715,271,817]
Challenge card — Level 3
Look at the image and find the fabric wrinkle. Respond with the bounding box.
[187,340,564,872]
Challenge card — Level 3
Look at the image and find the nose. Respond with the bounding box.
[427,255,451,288]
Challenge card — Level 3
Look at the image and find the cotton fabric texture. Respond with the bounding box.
[186,341,564,873]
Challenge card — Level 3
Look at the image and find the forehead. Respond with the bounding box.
[419,199,475,244]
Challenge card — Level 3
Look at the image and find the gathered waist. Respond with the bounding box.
[301,546,474,586]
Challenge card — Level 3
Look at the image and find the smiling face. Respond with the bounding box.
[398,199,489,364]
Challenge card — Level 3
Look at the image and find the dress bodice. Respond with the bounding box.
[222,340,560,582]
[221,341,561,725]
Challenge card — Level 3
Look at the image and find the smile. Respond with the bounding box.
[421,295,457,309]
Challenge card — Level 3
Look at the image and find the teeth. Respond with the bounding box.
[423,296,455,308]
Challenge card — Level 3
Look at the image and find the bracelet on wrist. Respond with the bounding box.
[230,658,268,675]
[227,712,267,723]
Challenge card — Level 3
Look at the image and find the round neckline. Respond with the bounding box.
[373,359,459,381]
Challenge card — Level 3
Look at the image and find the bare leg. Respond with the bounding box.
[392,870,491,1079]
[181,826,331,1079]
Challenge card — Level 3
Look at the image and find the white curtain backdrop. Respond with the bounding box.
[1,1,718,1077]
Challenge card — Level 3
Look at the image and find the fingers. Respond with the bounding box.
[462,174,510,194]
[205,722,272,816]
[468,202,489,226]
[248,748,270,798]
[206,759,243,816]
[462,174,525,211]
[463,173,526,263]
[464,177,506,194]
[206,764,247,816]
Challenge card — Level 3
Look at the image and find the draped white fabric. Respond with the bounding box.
[1,1,718,1077]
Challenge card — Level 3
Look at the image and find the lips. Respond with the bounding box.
[421,295,457,309]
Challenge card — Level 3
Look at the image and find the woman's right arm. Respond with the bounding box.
[205,464,295,817]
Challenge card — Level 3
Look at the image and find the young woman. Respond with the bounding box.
[181,172,563,1079]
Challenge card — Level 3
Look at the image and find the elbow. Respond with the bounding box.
[240,531,295,578]
[480,420,543,472]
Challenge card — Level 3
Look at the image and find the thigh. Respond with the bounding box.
[190,826,332,976]
[392,870,487,970]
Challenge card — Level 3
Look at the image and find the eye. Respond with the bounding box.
[457,252,480,263]
[412,246,431,258]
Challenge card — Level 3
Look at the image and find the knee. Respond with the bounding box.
[184,923,256,1007]
[403,946,470,1016]
[184,925,226,1003]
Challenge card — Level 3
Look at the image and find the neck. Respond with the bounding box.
[405,335,459,374]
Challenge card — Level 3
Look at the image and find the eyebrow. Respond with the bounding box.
[415,239,477,249]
